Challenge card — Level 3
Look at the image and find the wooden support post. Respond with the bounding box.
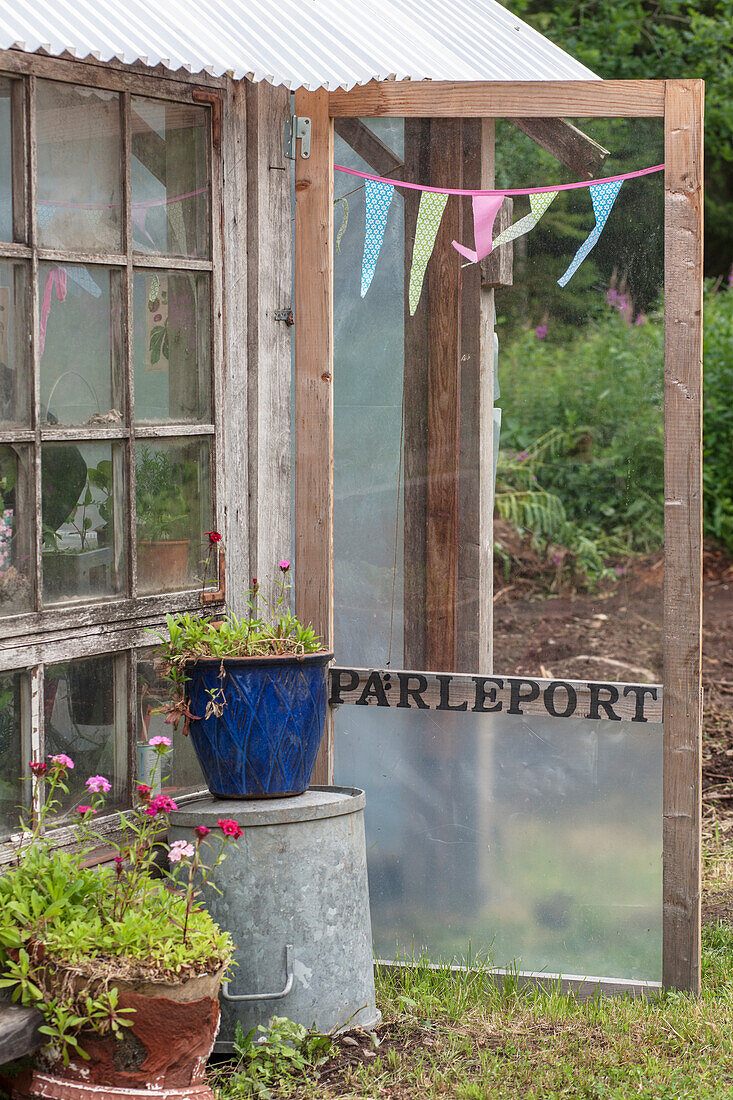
[403,119,431,670]
[334,117,404,177]
[458,119,494,674]
[425,120,463,672]
[294,88,334,783]
[509,118,609,179]
[663,78,704,994]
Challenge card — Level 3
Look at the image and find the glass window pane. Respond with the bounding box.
[135,438,211,595]
[336,707,662,982]
[42,441,126,604]
[0,78,13,241]
[37,81,122,253]
[0,670,30,839]
[44,654,127,815]
[0,444,34,616]
[131,98,210,259]
[0,261,30,428]
[39,263,123,426]
[133,270,211,423]
[136,648,205,794]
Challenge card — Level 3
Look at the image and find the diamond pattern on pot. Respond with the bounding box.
[186,661,328,798]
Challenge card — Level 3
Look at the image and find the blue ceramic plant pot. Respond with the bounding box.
[185,652,332,799]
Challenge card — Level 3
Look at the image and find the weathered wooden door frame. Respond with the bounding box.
[293,79,703,994]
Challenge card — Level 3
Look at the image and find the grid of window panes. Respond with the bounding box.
[0,72,214,834]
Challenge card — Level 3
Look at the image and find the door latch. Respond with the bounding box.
[284,115,311,160]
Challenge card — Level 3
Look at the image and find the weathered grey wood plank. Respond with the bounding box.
[330,666,663,723]
[246,81,292,604]
[219,77,251,614]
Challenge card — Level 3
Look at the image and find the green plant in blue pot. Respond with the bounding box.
[156,551,332,800]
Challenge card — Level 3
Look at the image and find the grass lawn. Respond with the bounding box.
[211,830,733,1099]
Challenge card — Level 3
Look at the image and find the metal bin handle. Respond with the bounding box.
[222,944,294,1002]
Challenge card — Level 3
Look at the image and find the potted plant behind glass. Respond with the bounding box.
[156,551,332,800]
[135,447,192,590]
[0,747,239,1100]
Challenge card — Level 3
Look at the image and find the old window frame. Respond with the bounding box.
[0,50,228,839]
[293,79,704,993]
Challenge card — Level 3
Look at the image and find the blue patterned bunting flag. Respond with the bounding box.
[361,179,394,297]
[558,179,623,287]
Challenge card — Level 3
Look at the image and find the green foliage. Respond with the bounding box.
[135,446,193,541]
[507,0,733,278]
[497,282,733,572]
[703,281,733,548]
[212,1016,334,1099]
[0,752,234,1064]
[157,569,323,669]
[497,299,665,580]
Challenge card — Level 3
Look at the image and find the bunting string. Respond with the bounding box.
[335,162,663,308]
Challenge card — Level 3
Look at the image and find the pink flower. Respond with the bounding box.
[195,825,210,839]
[77,805,96,816]
[168,840,195,863]
[149,735,171,749]
[137,784,152,802]
[614,565,626,576]
[634,313,648,326]
[145,794,179,817]
[30,761,48,777]
[50,754,74,770]
[218,818,243,839]
[278,560,291,572]
[534,324,548,339]
[515,451,529,462]
[86,775,111,794]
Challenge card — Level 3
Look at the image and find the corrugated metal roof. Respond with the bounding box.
[0,0,598,90]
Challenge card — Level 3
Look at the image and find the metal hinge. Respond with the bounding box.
[284,115,311,160]
[274,309,294,325]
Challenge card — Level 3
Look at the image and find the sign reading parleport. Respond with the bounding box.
[329,667,662,723]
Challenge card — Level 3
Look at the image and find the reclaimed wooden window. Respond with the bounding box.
[0,65,223,842]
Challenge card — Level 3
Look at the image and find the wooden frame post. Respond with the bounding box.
[306,78,704,991]
[663,78,704,995]
[294,88,334,783]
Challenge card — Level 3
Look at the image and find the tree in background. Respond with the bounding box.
[510,0,733,277]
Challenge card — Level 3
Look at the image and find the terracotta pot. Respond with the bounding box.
[11,968,224,1100]
[138,540,190,590]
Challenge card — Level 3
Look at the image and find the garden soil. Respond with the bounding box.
[493,530,733,923]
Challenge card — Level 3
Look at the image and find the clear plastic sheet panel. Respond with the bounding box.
[336,706,662,981]
[332,116,664,980]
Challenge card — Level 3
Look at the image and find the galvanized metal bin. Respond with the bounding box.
[169,786,379,1051]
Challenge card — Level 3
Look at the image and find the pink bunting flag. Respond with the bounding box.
[39,267,67,357]
[452,194,506,264]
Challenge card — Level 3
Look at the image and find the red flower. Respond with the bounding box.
[30,761,48,777]
[195,825,210,839]
[137,784,152,802]
[205,530,223,544]
[217,818,243,839]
